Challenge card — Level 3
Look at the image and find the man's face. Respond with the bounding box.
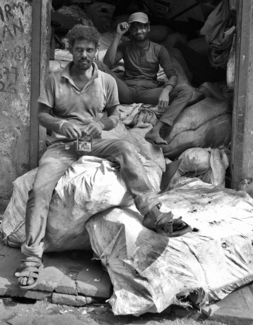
[70,39,98,71]
[129,22,150,42]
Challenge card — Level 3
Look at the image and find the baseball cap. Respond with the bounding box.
[128,12,149,24]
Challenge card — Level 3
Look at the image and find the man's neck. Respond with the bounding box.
[70,63,94,80]
[134,39,150,49]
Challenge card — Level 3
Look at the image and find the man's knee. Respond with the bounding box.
[114,140,135,156]
[177,84,194,99]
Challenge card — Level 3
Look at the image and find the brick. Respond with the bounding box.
[52,292,95,306]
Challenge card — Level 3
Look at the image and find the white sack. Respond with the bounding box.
[179,147,211,175]
[86,178,253,316]
[2,155,162,251]
[178,147,229,187]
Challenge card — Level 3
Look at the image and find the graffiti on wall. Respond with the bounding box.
[0,3,24,41]
[0,2,30,95]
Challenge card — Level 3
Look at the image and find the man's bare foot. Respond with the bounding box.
[145,129,168,146]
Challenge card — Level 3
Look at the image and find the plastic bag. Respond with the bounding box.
[86,178,253,316]
[2,155,161,251]
[179,148,211,175]
[178,147,229,187]
[200,148,229,187]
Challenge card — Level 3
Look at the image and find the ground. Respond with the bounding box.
[1,221,253,325]
[0,297,234,325]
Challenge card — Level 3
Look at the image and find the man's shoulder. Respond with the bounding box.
[149,40,163,51]
[97,67,116,84]
[47,69,63,82]
[97,69,114,81]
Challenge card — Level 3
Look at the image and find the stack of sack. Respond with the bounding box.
[1,123,164,250]
[2,122,253,317]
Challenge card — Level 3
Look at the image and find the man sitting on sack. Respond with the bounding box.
[97,12,193,147]
[15,24,191,290]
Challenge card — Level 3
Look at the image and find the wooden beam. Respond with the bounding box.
[231,0,253,189]
[29,0,42,169]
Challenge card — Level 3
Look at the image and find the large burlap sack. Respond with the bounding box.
[86,178,253,316]
[2,155,161,251]
[162,97,232,159]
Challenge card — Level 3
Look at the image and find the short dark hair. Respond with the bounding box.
[67,25,100,49]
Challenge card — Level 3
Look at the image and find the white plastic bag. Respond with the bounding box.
[178,147,229,187]
[178,148,211,175]
[2,155,161,251]
[86,178,253,316]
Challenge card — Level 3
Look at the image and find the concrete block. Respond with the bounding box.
[52,292,95,306]
[76,259,112,298]
[0,241,112,302]
[210,286,253,324]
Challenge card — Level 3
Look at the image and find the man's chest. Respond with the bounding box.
[55,82,104,113]
[125,47,159,69]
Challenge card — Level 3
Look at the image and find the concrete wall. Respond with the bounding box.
[231,1,253,191]
[0,1,32,212]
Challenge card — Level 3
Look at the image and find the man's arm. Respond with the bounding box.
[81,105,119,138]
[157,46,178,108]
[103,22,128,69]
[38,103,82,139]
[99,105,119,130]
[158,46,178,88]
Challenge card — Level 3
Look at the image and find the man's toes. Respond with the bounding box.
[19,277,27,286]
[27,277,35,286]
[153,137,167,145]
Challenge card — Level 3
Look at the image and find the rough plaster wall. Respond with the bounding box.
[39,0,51,159]
[0,1,32,212]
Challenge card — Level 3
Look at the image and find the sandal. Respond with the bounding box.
[15,256,43,290]
[155,212,192,237]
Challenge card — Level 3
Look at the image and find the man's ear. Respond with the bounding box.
[147,23,151,32]
[95,45,99,58]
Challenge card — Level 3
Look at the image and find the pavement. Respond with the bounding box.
[1,235,253,325]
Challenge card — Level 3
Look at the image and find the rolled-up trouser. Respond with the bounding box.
[96,60,193,126]
[22,138,160,258]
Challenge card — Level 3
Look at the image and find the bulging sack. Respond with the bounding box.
[2,155,161,252]
[86,178,253,316]
[179,147,211,175]
[162,97,232,159]
[178,147,229,187]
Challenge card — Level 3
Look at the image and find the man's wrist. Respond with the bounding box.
[114,32,122,40]
[164,83,175,90]
[59,120,67,132]
[97,121,104,130]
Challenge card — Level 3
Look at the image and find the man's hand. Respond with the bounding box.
[59,121,83,139]
[116,22,129,36]
[158,88,171,109]
[81,121,103,138]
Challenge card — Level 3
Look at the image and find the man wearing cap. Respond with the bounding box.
[101,12,193,146]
